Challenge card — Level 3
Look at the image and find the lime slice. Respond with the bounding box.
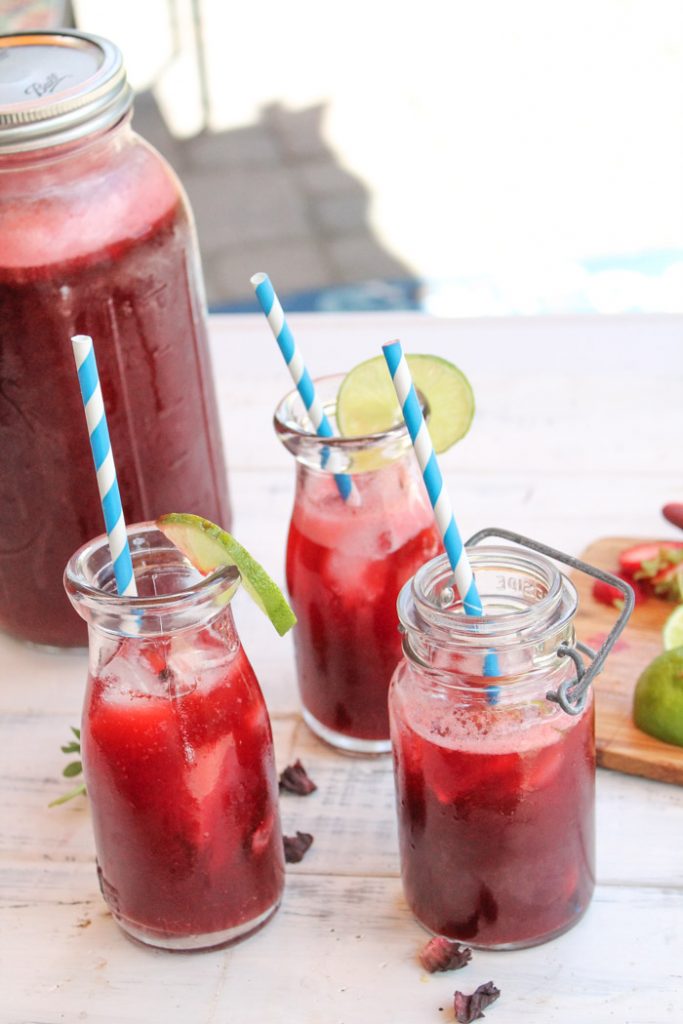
[336,353,474,453]
[633,647,683,748]
[156,514,296,637]
[663,605,683,651]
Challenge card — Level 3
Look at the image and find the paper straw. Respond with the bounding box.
[382,340,499,686]
[382,339,482,613]
[71,335,137,597]
[250,272,352,501]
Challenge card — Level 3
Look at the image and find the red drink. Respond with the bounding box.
[83,631,284,949]
[389,545,598,948]
[286,463,440,745]
[276,374,441,752]
[391,688,595,948]
[0,34,229,648]
[66,524,284,950]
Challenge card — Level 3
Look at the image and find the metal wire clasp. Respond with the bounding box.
[466,527,635,716]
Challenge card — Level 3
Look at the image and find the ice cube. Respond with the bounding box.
[100,645,165,699]
[165,633,234,694]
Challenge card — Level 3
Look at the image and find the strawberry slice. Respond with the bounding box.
[592,575,645,609]
[139,641,169,676]
[651,563,683,602]
[662,503,683,531]
[618,542,683,580]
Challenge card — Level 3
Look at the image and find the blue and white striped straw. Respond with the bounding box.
[383,339,482,615]
[250,272,352,501]
[71,335,137,597]
[382,340,499,687]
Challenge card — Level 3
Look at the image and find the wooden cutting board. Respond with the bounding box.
[573,537,683,785]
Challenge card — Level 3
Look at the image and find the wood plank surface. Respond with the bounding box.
[574,537,683,784]
[3,869,682,1024]
[2,314,683,1024]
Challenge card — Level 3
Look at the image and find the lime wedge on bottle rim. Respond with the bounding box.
[335,353,474,453]
[156,514,296,636]
[663,605,683,652]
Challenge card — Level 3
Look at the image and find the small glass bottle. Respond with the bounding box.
[64,523,284,951]
[274,374,442,753]
[0,30,230,648]
[389,544,596,949]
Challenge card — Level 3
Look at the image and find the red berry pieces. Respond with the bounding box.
[279,760,318,795]
[618,542,683,580]
[662,503,683,531]
[454,981,501,1022]
[419,936,472,973]
[283,832,314,863]
[591,575,644,609]
[615,542,683,603]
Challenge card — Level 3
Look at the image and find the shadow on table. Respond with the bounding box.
[131,92,420,312]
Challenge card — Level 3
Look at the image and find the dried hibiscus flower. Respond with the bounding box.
[283,831,314,863]
[419,936,472,972]
[453,982,501,1023]
[279,759,317,795]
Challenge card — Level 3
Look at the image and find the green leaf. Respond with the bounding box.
[49,783,86,808]
[636,558,661,579]
[52,726,87,808]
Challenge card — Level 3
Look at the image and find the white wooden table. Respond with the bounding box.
[3,313,683,1023]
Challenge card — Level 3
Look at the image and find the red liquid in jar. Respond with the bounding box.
[286,466,441,741]
[82,626,284,947]
[391,691,595,947]
[0,144,229,647]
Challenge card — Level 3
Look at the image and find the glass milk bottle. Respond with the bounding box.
[389,538,632,949]
[64,523,284,951]
[274,374,441,753]
[0,30,230,648]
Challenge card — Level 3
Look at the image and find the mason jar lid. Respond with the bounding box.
[0,29,133,153]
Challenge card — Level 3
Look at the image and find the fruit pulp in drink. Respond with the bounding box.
[390,685,595,947]
[286,461,441,742]
[82,621,284,948]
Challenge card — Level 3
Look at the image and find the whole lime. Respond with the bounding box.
[663,604,683,651]
[633,647,683,747]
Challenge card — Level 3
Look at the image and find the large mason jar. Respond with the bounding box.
[0,30,230,648]
[64,522,284,951]
[390,544,598,949]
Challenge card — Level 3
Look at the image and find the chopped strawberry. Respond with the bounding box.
[650,563,683,602]
[591,575,644,609]
[662,503,683,531]
[618,542,683,580]
[139,642,169,676]
[591,579,623,608]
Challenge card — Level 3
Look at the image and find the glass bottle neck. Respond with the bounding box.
[64,522,239,639]
[274,373,416,474]
[398,546,578,692]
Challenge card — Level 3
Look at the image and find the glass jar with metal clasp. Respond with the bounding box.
[388,528,633,949]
